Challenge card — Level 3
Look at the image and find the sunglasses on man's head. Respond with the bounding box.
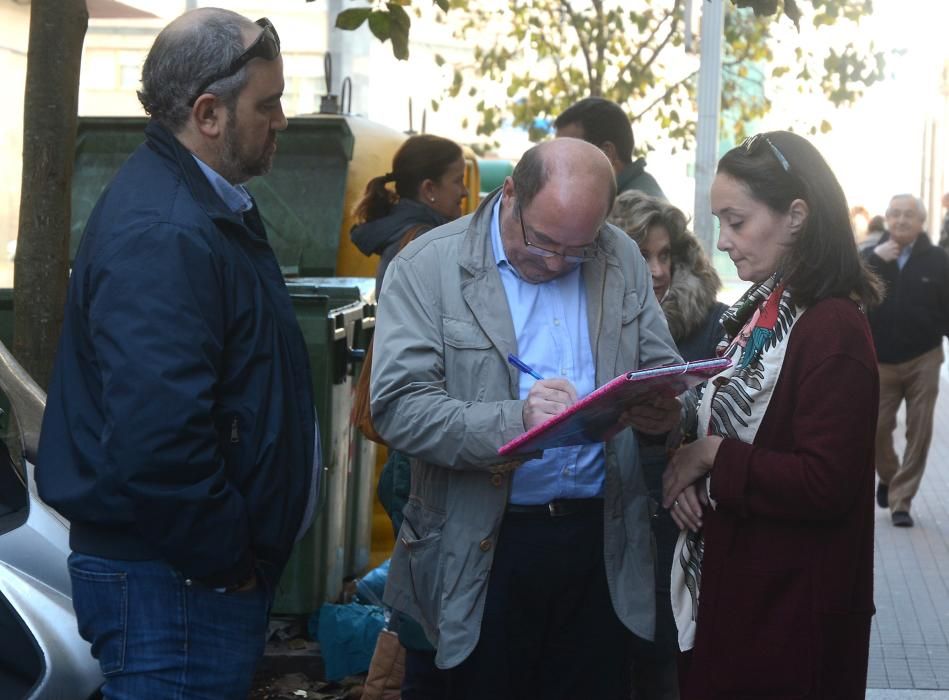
[188,18,280,106]
[740,133,791,173]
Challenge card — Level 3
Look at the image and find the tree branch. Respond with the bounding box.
[622,0,681,80]
[631,68,697,121]
[558,0,595,92]
[590,0,605,93]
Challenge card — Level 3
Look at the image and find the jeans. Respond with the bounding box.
[68,552,270,700]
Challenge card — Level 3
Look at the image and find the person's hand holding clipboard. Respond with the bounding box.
[499,357,732,456]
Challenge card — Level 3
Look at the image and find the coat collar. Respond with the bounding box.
[144,121,249,234]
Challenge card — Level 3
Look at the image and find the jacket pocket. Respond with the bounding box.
[621,289,643,325]
[68,557,128,676]
[398,498,446,632]
[620,290,643,369]
[217,413,249,475]
[442,316,493,400]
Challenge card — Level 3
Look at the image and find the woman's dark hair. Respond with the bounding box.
[354,134,463,223]
[717,130,881,308]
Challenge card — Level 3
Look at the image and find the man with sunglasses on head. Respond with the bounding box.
[36,8,318,698]
[370,137,682,699]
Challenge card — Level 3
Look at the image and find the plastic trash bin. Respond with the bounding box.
[271,282,371,614]
[289,278,377,583]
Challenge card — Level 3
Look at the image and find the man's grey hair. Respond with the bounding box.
[888,193,927,222]
[137,8,255,132]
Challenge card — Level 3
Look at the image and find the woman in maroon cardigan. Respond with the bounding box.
[662,131,882,699]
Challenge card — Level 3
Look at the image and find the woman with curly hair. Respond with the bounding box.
[607,192,726,700]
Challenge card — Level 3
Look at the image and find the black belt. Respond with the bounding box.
[505,497,604,518]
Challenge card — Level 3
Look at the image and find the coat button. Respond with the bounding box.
[479,539,492,552]
[490,473,503,487]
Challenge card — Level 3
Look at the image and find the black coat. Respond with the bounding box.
[862,231,949,364]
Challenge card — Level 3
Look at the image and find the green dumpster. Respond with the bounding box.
[71,115,355,276]
[289,278,377,584]
[272,278,375,614]
[477,157,514,197]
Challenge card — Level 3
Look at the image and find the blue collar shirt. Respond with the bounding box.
[897,238,915,270]
[489,198,604,504]
[191,155,254,215]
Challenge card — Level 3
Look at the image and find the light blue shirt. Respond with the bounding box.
[897,239,915,270]
[490,199,604,504]
[191,155,254,214]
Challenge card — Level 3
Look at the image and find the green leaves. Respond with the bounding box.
[332,0,884,145]
[335,7,371,30]
[334,0,452,61]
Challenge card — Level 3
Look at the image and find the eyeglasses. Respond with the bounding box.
[741,133,791,173]
[188,18,280,106]
[517,204,598,264]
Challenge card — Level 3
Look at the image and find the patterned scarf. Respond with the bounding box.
[670,273,801,651]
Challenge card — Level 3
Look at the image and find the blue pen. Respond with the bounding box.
[508,353,544,380]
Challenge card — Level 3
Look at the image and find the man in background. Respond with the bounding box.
[555,96,665,199]
[863,193,949,528]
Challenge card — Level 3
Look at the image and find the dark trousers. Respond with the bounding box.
[447,505,632,700]
[630,446,681,700]
[403,648,449,700]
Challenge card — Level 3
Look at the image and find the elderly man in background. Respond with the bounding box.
[863,194,949,528]
[371,137,682,700]
[37,8,319,697]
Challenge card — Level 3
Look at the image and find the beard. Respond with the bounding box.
[218,115,275,185]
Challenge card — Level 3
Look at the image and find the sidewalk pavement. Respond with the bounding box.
[866,368,949,693]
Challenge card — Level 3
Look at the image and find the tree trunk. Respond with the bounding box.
[13,0,88,390]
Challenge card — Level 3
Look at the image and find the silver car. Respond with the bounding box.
[0,341,102,698]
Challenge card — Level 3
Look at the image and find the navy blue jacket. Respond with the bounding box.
[37,121,317,592]
[862,232,949,365]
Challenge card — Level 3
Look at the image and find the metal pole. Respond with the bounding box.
[693,0,724,257]
[327,0,371,116]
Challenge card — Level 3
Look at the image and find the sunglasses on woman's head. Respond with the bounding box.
[740,134,791,173]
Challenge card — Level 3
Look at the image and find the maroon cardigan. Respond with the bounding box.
[681,297,878,699]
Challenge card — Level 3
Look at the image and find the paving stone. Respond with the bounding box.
[869,370,949,689]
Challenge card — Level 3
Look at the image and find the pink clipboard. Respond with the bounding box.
[497,357,732,456]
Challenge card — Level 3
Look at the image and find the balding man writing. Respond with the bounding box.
[371,138,682,699]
